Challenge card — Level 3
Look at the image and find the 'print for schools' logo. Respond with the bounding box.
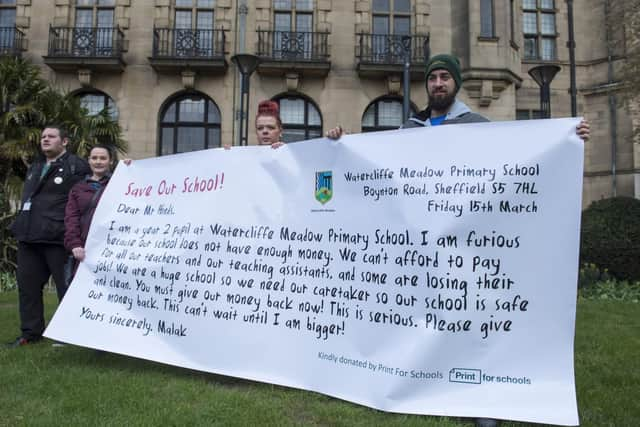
[315,171,333,205]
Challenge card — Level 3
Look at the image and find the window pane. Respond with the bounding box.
[177,127,205,153]
[0,10,14,49]
[394,16,410,35]
[282,128,306,143]
[197,0,215,7]
[296,13,312,32]
[0,0,17,4]
[274,0,292,10]
[277,97,321,142]
[540,13,555,35]
[522,12,537,34]
[107,97,117,118]
[274,12,291,31]
[372,0,390,12]
[175,11,192,28]
[179,98,205,122]
[98,0,115,5]
[79,93,118,119]
[308,129,322,139]
[296,0,314,11]
[75,9,93,27]
[80,94,104,115]
[362,106,375,127]
[308,104,321,126]
[280,98,305,124]
[162,103,176,123]
[480,0,494,37]
[373,16,389,34]
[377,100,403,127]
[208,128,221,148]
[0,8,16,26]
[541,37,555,60]
[176,0,193,6]
[207,101,220,123]
[161,128,174,155]
[160,96,221,155]
[97,9,114,27]
[516,110,530,120]
[524,37,537,59]
[394,0,410,13]
[540,0,554,9]
[522,0,536,9]
[76,0,95,5]
[197,11,213,29]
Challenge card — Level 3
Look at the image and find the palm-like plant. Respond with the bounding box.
[0,57,128,273]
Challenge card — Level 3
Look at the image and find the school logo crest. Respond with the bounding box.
[315,171,333,205]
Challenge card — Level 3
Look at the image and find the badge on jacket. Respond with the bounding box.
[54,177,63,184]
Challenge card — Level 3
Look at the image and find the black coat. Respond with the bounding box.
[10,152,90,245]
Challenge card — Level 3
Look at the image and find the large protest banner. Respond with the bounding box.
[45,118,583,425]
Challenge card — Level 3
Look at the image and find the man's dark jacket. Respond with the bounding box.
[11,152,90,245]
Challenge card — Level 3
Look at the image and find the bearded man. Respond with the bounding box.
[402,54,489,127]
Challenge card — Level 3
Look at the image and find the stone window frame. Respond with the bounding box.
[361,95,416,132]
[158,91,222,155]
[479,0,495,39]
[371,0,412,36]
[522,0,557,61]
[273,93,323,143]
[172,0,215,30]
[272,0,315,33]
[76,89,119,120]
[0,0,17,49]
[73,0,115,28]
[515,108,542,120]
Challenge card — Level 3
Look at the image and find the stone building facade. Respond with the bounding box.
[2,0,637,206]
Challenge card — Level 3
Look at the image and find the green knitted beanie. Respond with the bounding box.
[425,54,463,93]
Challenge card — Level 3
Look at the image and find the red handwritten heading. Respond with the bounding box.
[124,173,225,197]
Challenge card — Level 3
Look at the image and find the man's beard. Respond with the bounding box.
[428,91,455,113]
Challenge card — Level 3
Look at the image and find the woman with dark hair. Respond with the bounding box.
[64,145,116,270]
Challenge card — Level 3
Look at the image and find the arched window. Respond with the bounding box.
[77,91,118,119]
[159,93,221,155]
[362,97,415,132]
[275,95,322,143]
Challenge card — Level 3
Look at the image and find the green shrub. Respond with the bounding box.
[579,279,640,302]
[580,197,640,282]
[0,187,17,275]
[0,270,16,292]
[578,263,612,288]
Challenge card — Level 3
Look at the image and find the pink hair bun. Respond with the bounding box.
[257,100,279,117]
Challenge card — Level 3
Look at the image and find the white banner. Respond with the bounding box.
[46,118,583,425]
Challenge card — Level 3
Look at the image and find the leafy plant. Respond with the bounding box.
[0,56,128,274]
[579,279,640,302]
[578,263,612,289]
[580,197,640,282]
[0,270,15,292]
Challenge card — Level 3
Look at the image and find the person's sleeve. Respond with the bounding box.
[64,185,84,252]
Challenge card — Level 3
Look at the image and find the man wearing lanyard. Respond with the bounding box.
[8,125,90,347]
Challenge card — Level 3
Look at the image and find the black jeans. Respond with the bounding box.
[17,242,68,340]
